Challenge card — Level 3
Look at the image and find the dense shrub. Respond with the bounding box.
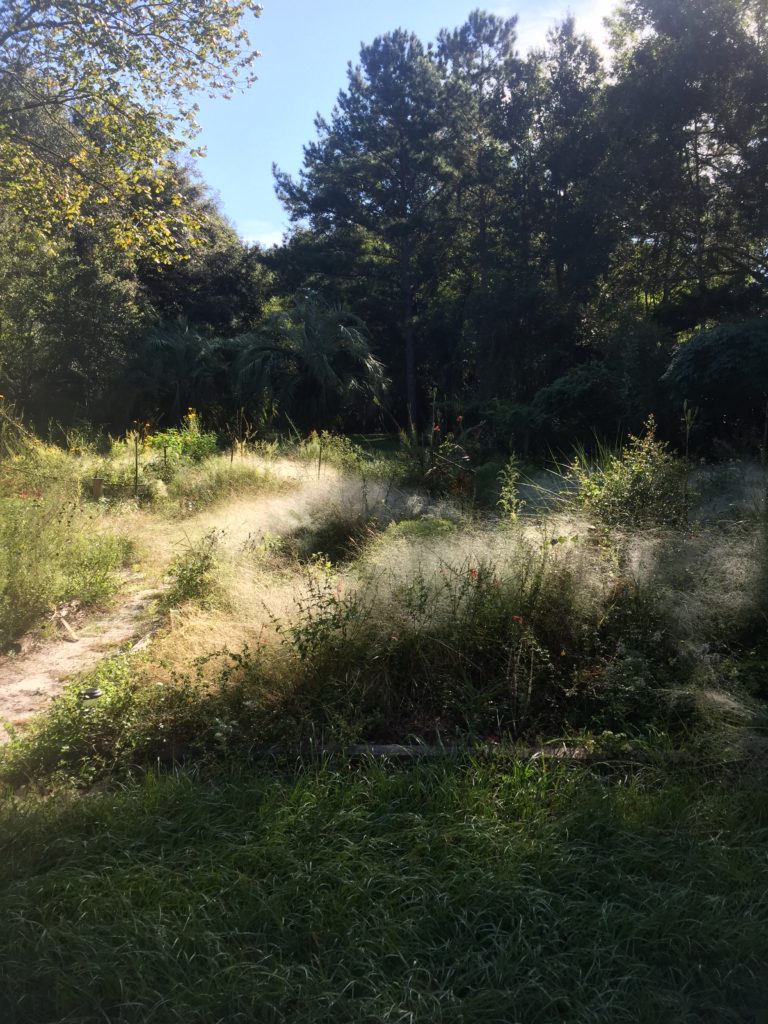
[480,399,538,453]
[568,418,689,527]
[663,318,768,445]
[532,362,625,450]
[0,519,682,783]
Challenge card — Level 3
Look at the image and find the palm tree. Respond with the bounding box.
[132,326,239,423]
[236,291,387,428]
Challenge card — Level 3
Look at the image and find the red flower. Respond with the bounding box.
[434,424,441,432]
[456,415,463,423]
[469,567,479,579]
[513,614,525,625]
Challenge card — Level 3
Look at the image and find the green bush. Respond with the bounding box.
[532,362,625,450]
[162,531,222,608]
[568,418,690,528]
[481,398,538,452]
[147,410,218,463]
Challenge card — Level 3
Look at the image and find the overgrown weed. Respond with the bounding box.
[0,519,693,785]
[162,530,224,609]
[4,419,768,789]
[0,409,132,645]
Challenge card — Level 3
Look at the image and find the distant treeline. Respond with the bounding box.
[2,1,768,453]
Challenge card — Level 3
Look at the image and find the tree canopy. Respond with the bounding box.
[4,2,768,452]
[269,3,768,444]
[0,0,262,257]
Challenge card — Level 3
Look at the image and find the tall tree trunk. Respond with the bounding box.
[661,229,675,305]
[691,119,707,294]
[399,243,417,435]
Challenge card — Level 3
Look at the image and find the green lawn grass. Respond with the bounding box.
[1,760,766,1024]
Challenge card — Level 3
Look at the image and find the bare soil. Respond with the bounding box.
[0,580,160,742]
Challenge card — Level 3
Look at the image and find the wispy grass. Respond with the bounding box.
[0,761,766,1024]
[0,519,690,787]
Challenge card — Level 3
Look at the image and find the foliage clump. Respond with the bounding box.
[568,419,689,528]
[663,318,768,445]
[147,410,219,464]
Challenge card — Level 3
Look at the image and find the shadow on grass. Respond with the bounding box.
[1,760,767,1024]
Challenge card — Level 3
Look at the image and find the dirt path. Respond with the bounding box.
[0,462,396,741]
[0,581,159,742]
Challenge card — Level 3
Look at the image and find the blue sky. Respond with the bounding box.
[193,0,615,246]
